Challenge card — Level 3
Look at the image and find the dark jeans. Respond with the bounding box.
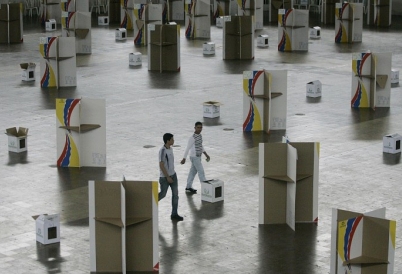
[159,173,179,216]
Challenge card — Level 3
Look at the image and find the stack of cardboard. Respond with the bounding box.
[335,2,363,44]
[351,52,392,109]
[258,142,320,231]
[39,36,77,88]
[61,11,92,54]
[278,8,309,52]
[223,16,254,60]
[134,4,164,46]
[56,98,106,167]
[330,208,396,274]
[367,0,392,26]
[242,70,287,133]
[0,3,23,44]
[235,0,263,30]
[89,180,159,273]
[185,0,211,39]
[40,0,62,24]
[148,23,180,72]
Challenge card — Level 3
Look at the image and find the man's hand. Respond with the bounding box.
[180,158,186,164]
[167,176,173,184]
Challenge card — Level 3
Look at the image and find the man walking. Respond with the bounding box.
[159,133,183,221]
[181,122,210,193]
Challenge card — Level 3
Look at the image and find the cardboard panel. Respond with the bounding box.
[263,178,287,224]
[223,16,253,60]
[374,52,392,107]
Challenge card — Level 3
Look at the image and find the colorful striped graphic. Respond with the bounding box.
[335,4,349,43]
[337,216,363,264]
[61,0,72,12]
[61,12,75,29]
[39,37,57,58]
[278,10,293,52]
[243,71,263,131]
[41,62,57,88]
[351,53,371,107]
[134,5,145,45]
[185,17,193,38]
[56,99,81,167]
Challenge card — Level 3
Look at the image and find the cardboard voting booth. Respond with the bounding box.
[322,0,336,24]
[0,3,23,44]
[33,214,60,245]
[41,0,61,24]
[335,3,363,44]
[185,0,210,39]
[120,0,135,30]
[258,142,319,231]
[61,11,92,54]
[243,70,287,133]
[203,101,221,118]
[268,0,291,23]
[306,80,322,97]
[367,0,392,26]
[351,52,392,109]
[20,63,36,81]
[56,98,106,167]
[223,16,254,60]
[148,23,180,72]
[134,4,164,46]
[89,180,159,273]
[329,208,396,274]
[201,179,224,203]
[167,0,184,21]
[39,36,77,88]
[129,52,142,66]
[278,9,309,52]
[383,133,402,154]
[235,0,263,30]
[5,127,28,153]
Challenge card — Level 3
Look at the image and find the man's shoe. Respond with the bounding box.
[185,188,197,193]
[171,214,184,221]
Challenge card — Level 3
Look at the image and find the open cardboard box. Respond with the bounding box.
[5,127,28,153]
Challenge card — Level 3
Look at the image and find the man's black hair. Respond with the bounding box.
[163,133,173,144]
[195,121,203,127]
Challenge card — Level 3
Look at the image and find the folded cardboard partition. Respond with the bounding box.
[120,0,135,30]
[258,142,319,231]
[0,3,23,44]
[61,0,89,12]
[367,0,391,27]
[223,16,254,60]
[32,214,60,245]
[134,4,164,46]
[56,98,106,167]
[39,36,77,88]
[184,0,210,39]
[41,0,61,24]
[351,51,392,109]
[329,208,396,274]
[268,0,291,22]
[148,23,180,72]
[322,0,336,24]
[335,2,363,44]
[235,0,263,30]
[278,9,309,52]
[89,180,159,273]
[167,0,184,21]
[61,11,92,54]
[5,127,28,153]
[242,70,287,133]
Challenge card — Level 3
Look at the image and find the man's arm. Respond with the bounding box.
[181,136,194,164]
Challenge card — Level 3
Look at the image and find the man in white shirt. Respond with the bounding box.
[180,122,210,193]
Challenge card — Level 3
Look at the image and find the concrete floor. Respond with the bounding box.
[1,11,402,274]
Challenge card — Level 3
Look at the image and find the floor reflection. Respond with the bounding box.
[36,242,65,274]
[56,167,106,191]
[382,152,401,165]
[258,224,317,273]
[7,151,30,166]
[242,130,286,149]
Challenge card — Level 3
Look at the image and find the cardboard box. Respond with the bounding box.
[20,63,36,81]
[129,52,142,66]
[391,69,399,84]
[46,19,57,31]
[5,127,28,153]
[203,42,215,55]
[257,35,269,47]
[216,16,224,28]
[98,16,109,25]
[115,28,127,40]
[310,26,321,39]
[33,214,60,245]
[306,80,322,97]
[201,179,224,203]
[203,101,221,118]
[383,133,402,154]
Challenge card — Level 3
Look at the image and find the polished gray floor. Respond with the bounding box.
[1,11,402,274]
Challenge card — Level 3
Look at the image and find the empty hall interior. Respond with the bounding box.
[1,0,402,273]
